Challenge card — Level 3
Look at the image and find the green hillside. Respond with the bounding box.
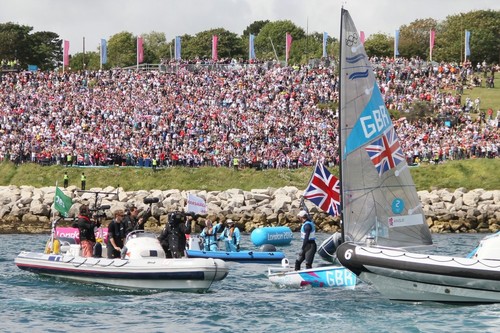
[1,159,499,192]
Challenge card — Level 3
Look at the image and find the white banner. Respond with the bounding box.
[388,214,424,228]
[187,193,207,214]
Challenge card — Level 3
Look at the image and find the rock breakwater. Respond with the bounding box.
[0,185,499,235]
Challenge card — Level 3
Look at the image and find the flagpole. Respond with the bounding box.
[268,37,279,62]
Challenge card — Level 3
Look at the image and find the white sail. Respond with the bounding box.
[339,9,432,248]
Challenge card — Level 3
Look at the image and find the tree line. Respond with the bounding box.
[0,10,498,71]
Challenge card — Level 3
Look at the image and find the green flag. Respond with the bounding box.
[54,186,73,217]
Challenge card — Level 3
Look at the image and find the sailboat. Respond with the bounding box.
[335,8,500,303]
[267,162,356,289]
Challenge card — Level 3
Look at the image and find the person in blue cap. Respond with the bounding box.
[220,219,241,252]
[295,210,317,270]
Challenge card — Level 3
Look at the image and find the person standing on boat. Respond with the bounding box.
[124,205,145,235]
[220,219,241,252]
[77,205,99,257]
[107,209,126,258]
[200,219,221,251]
[295,210,317,271]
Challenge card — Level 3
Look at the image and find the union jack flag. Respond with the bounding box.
[304,162,341,216]
[365,127,405,176]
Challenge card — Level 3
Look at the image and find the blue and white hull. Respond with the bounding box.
[267,260,357,289]
[186,249,285,264]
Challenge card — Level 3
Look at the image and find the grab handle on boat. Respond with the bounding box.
[281,258,290,268]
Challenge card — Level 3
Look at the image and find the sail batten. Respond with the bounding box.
[339,9,433,248]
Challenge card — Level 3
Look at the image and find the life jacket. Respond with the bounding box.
[300,220,316,241]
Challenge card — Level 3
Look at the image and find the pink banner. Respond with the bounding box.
[285,32,292,63]
[212,35,218,61]
[430,30,435,60]
[137,36,144,63]
[63,40,70,66]
[55,227,108,243]
[360,31,365,45]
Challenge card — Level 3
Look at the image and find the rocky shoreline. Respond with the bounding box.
[0,185,499,235]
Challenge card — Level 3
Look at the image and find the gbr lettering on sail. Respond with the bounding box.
[359,105,391,139]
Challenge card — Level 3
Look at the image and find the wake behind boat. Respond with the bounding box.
[15,231,229,292]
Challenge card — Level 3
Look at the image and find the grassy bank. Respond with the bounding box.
[0,159,499,192]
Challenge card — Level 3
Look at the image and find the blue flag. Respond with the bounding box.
[100,39,107,64]
[394,30,400,57]
[465,30,471,57]
[322,32,328,58]
[249,34,255,60]
[175,36,181,60]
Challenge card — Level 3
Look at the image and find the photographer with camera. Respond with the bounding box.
[124,205,145,236]
[158,211,190,258]
[77,205,100,257]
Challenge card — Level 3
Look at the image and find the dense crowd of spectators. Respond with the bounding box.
[0,57,498,170]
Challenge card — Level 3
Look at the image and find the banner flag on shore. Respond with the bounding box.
[249,34,255,61]
[212,35,218,61]
[285,32,292,64]
[187,193,207,214]
[394,30,400,58]
[175,36,181,60]
[54,187,73,217]
[465,30,471,58]
[100,39,107,65]
[322,32,328,57]
[304,162,341,217]
[137,36,144,64]
[429,30,435,61]
[63,40,70,66]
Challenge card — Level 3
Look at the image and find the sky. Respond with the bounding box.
[1,0,499,55]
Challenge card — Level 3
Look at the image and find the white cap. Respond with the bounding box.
[297,210,308,218]
[226,219,234,224]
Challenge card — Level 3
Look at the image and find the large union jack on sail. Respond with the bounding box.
[365,127,405,176]
[303,162,341,216]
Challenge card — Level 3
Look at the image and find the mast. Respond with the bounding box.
[338,7,346,243]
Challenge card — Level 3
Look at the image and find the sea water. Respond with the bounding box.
[2,233,500,333]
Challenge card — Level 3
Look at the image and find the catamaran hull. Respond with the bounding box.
[186,249,285,263]
[337,243,500,303]
[15,251,229,292]
[267,265,357,289]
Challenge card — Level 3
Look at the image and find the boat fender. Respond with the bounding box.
[250,227,293,246]
[281,258,290,268]
[260,244,277,252]
[44,239,51,254]
[53,239,61,254]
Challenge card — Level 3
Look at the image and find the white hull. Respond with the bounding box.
[16,233,228,292]
[337,242,500,303]
[268,261,357,289]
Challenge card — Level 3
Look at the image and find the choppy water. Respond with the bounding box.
[3,232,500,333]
